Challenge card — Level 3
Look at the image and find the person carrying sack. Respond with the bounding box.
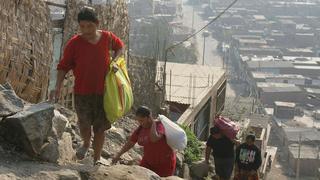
[205,126,240,180]
[112,106,176,177]
[50,6,124,165]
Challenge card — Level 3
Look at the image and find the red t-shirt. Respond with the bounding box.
[57,30,124,95]
[130,122,176,177]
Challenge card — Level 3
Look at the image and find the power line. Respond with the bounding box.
[167,0,238,50]
[162,0,239,104]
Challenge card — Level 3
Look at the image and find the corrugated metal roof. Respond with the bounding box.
[274,101,296,108]
[305,88,320,94]
[283,127,320,142]
[289,144,319,159]
[247,114,271,128]
[247,61,294,69]
[252,72,306,79]
[262,86,302,93]
[157,62,225,105]
[294,65,320,70]
[257,82,301,93]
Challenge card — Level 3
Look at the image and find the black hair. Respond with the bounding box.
[135,106,151,118]
[246,133,256,142]
[210,126,220,135]
[77,6,98,23]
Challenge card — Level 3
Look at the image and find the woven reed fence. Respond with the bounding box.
[0,0,53,103]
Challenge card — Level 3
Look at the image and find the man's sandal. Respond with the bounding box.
[76,146,89,160]
[94,158,110,166]
[94,160,104,166]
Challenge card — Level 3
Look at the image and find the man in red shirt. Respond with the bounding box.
[50,6,124,165]
[112,106,176,177]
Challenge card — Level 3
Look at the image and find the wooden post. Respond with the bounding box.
[192,75,196,108]
[188,74,192,104]
[45,1,67,8]
[211,74,214,86]
[191,1,194,30]
[163,49,169,105]
[251,98,255,113]
[202,36,206,65]
[296,133,301,180]
[169,70,172,101]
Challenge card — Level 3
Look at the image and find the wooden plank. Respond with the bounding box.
[45,1,66,8]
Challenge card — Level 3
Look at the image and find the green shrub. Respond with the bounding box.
[181,125,202,164]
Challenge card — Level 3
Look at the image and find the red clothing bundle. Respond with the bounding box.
[57,30,124,95]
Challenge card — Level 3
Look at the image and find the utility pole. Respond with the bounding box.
[163,48,170,105]
[223,47,226,69]
[192,75,196,107]
[169,70,172,101]
[202,31,210,65]
[296,133,301,180]
[188,73,192,104]
[251,98,255,113]
[192,1,195,31]
[202,36,206,65]
[155,25,160,61]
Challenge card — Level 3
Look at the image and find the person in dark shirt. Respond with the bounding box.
[235,134,262,180]
[205,126,238,180]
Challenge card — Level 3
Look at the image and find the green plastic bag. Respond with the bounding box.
[104,57,133,123]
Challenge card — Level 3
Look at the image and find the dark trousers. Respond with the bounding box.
[234,170,259,180]
[214,157,234,180]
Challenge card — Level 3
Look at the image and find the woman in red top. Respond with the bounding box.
[112,106,176,177]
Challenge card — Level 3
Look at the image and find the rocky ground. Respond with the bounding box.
[0,83,185,180]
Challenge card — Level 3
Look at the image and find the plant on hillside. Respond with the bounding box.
[181,125,202,164]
